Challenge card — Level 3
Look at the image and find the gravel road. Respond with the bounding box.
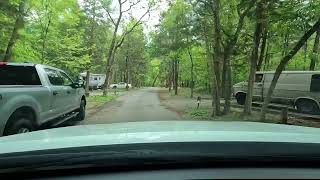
[83,88,180,125]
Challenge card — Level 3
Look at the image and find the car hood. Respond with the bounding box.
[0,121,320,154]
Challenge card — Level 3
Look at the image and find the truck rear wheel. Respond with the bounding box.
[4,117,35,136]
[76,99,86,121]
[296,99,320,115]
[235,93,246,105]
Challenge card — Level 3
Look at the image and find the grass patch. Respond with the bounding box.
[87,95,118,104]
[108,88,129,93]
[187,107,280,123]
[87,95,118,108]
[189,108,211,120]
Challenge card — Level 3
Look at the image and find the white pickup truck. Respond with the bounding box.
[109,82,132,89]
[0,62,86,136]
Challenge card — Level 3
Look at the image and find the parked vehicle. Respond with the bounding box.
[109,82,132,89]
[80,73,106,89]
[233,71,320,114]
[0,62,86,136]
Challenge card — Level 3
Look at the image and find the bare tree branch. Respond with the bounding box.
[104,8,116,25]
[121,0,128,5]
[225,0,256,52]
[122,0,142,13]
[221,28,231,38]
[116,8,150,48]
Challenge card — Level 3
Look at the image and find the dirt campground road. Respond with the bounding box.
[82,88,181,125]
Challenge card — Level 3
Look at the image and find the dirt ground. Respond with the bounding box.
[158,88,320,128]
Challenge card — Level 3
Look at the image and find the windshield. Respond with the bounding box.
[1,0,320,162]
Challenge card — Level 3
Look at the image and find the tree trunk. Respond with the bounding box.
[84,0,97,95]
[263,37,271,70]
[3,0,26,62]
[207,62,211,94]
[221,0,255,114]
[40,0,52,63]
[211,71,220,117]
[304,41,308,70]
[204,31,219,117]
[221,51,232,114]
[260,19,320,120]
[41,18,51,62]
[310,27,320,70]
[174,60,179,95]
[125,55,129,84]
[257,27,268,71]
[169,61,174,92]
[212,0,223,116]
[103,12,122,96]
[152,72,160,87]
[282,29,289,56]
[244,0,266,115]
[103,62,113,95]
[188,48,194,98]
[223,60,232,114]
[221,59,226,95]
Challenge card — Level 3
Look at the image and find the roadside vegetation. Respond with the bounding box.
[86,87,131,114]
[86,94,118,115]
[87,95,118,107]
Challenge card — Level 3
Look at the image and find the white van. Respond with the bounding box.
[233,71,320,114]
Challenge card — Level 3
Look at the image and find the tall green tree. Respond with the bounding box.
[3,0,26,62]
[244,0,268,115]
[101,0,152,95]
[114,22,148,87]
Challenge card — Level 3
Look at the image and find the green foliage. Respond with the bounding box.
[145,58,161,86]
[1,0,320,92]
[0,0,112,78]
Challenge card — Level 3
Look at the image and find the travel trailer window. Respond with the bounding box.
[311,74,320,92]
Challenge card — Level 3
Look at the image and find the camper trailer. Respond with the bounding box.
[80,73,106,90]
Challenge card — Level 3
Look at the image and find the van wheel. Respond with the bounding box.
[4,117,34,136]
[296,99,320,114]
[236,93,246,105]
